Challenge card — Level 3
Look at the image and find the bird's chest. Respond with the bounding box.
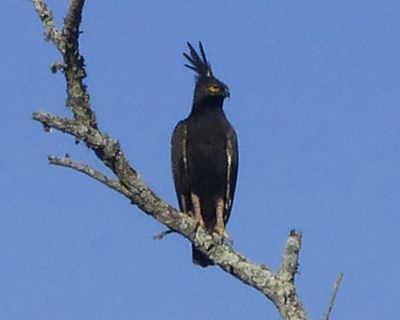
[186,118,228,177]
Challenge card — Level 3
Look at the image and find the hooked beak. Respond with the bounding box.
[224,86,230,99]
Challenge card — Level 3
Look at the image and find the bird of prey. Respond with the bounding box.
[171,42,238,267]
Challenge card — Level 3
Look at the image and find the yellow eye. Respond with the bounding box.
[207,85,220,94]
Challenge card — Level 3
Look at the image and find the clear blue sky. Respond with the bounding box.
[2,1,400,319]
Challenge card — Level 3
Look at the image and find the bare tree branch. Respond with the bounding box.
[34,0,96,125]
[278,230,301,282]
[33,0,65,52]
[32,1,311,319]
[48,155,131,198]
[63,0,85,44]
[50,62,67,73]
[323,272,344,320]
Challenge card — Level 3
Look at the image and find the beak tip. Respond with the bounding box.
[225,87,230,98]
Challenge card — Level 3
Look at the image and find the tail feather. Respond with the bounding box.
[192,245,214,267]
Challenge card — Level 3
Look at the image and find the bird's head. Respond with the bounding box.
[196,77,230,102]
[183,42,230,105]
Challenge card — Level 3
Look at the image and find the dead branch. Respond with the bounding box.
[32,1,309,319]
[323,272,344,320]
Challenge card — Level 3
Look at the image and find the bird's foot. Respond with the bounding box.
[221,232,233,247]
[214,227,233,246]
[193,218,206,241]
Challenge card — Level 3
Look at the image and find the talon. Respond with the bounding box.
[223,233,233,246]
[213,227,233,246]
[214,224,225,236]
[186,210,193,217]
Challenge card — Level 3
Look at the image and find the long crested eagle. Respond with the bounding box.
[171,42,238,267]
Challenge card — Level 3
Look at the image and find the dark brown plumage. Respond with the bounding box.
[171,42,238,267]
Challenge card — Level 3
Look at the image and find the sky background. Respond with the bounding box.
[2,1,400,319]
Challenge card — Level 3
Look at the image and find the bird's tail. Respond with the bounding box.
[192,244,214,267]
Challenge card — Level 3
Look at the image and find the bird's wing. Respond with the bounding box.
[171,121,191,213]
[224,126,239,224]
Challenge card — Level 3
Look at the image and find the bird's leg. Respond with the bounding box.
[180,195,188,214]
[191,192,205,228]
[214,198,225,236]
[214,198,232,245]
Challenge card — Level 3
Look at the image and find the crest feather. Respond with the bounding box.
[183,41,213,78]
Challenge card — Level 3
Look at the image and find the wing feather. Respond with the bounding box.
[223,126,239,224]
[171,121,191,213]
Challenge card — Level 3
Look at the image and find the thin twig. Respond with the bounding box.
[153,229,176,240]
[32,0,65,53]
[51,62,67,73]
[323,272,344,320]
[278,230,302,282]
[32,111,134,178]
[48,156,131,198]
